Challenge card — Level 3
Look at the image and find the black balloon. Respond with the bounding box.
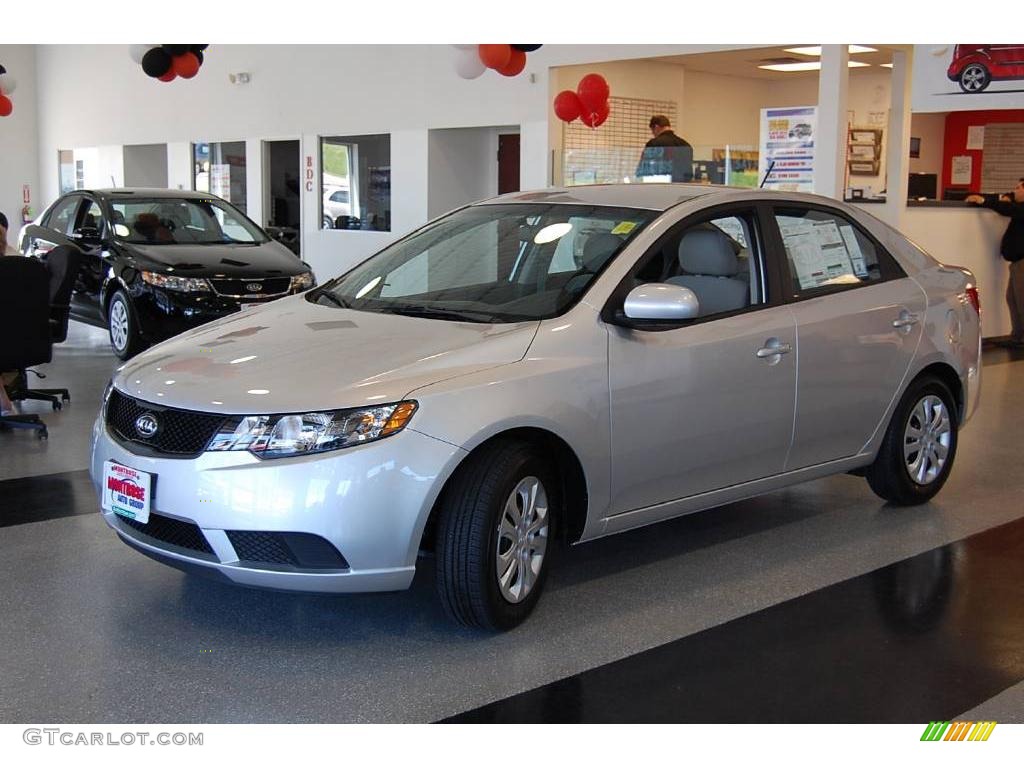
[141,47,173,78]
[192,44,209,51]
[0,64,6,75]
[511,45,542,52]
[164,44,189,56]
[195,50,204,66]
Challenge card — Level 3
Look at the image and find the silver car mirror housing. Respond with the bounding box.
[623,283,700,321]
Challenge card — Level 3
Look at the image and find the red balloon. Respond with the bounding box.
[580,101,610,129]
[158,70,177,82]
[0,94,11,117]
[497,48,526,77]
[478,44,512,70]
[576,73,610,114]
[553,90,583,122]
[172,52,201,79]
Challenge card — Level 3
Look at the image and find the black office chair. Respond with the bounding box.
[10,245,82,409]
[0,256,52,439]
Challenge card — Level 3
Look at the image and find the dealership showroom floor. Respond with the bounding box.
[0,320,1021,723]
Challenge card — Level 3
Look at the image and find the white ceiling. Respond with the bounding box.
[647,45,904,80]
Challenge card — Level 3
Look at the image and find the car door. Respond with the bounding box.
[67,196,110,323]
[24,194,83,258]
[605,205,797,518]
[767,204,927,470]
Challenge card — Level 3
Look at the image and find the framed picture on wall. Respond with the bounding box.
[910,137,921,159]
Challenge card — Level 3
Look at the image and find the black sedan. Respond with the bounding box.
[20,188,316,358]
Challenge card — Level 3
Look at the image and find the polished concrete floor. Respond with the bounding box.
[1,322,1023,723]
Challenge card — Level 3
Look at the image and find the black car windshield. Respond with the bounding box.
[311,203,654,322]
[109,198,268,245]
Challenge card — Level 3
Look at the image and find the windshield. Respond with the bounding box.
[109,198,269,245]
[311,203,654,322]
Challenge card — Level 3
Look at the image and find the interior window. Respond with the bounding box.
[773,208,883,294]
[80,200,106,233]
[46,196,82,235]
[633,212,763,319]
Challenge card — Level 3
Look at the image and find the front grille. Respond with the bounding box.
[106,389,225,457]
[209,277,291,298]
[227,531,349,570]
[118,511,214,555]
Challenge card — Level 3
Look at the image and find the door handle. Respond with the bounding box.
[892,311,920,330]
[756,340,792,359]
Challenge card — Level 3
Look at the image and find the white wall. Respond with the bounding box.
[427,126,513,219]
[908,112,945,177]
[0,45,39,245]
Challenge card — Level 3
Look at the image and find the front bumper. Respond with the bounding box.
[90,417,465,593]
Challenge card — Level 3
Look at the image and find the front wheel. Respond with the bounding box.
[865,376,958,505]
[958,63,990,93]
[435,440,558,630]
[107,290,143,360]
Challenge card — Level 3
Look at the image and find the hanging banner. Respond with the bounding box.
[759,106,817,193]
[210,164,231,200]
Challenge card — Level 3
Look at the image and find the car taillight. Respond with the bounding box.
[965,286,980,314]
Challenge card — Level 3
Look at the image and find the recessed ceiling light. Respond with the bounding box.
[784,45,878,56]
[881,63,894,68]
[758,61,871,72]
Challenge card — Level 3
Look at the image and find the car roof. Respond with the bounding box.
[479,183,729,212]
[83,188,219,200]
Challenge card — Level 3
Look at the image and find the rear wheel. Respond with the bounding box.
[865,376,958,505]
[435,440,558,630]
[108,290,143,360]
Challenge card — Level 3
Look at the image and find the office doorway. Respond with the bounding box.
[263,139,301,257]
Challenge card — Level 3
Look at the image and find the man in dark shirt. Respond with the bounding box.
[968,178,1024,346]
[636,115,693,183]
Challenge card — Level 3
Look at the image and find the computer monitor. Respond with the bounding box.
[908,173,937,200]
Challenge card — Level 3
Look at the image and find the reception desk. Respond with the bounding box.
[852,202,1011,339]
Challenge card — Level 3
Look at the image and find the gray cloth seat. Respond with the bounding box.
[666,228,749,317]
[560,232,623,297]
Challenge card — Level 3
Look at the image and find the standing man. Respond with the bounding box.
[636,115,694,183]
[967,179,1024,347]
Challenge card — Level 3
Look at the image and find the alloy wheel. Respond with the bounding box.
[495,476,549,604]
[903,395,952,485]
[110,300,129,352]
[961,65,987,92]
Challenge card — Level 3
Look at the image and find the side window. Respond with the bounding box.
[80,199,106,233]
[632,210,764,319]
[773,207,883,295]
[45,196,82,236]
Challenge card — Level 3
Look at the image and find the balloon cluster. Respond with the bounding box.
[0,64,16,117]
[554,74,611,128]
[453,44,542,80]
[129,44,209,82]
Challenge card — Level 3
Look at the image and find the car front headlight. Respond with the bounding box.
[206,401,417,459]
[141,271,211,293]
[290,272,316,292]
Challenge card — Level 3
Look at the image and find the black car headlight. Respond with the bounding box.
[141,271,211,293]
[289,272,316,292]
[206,401,417,459]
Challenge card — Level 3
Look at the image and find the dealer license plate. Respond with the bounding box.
[101,461,153,525]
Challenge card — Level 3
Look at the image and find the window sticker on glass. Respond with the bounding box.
[778,218,857,290]
[610,221,638,235]
[839,225,868,277]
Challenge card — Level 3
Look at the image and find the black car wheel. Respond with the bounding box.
[435,439,558,631]
[958,63,990,93]
[107,289,143,360]
[322,214,334,229]
[865,375,958,505]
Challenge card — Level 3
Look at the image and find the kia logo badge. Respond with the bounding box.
[135,413,160,438]
[246,282,263,292]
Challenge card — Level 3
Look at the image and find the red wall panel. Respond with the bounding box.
[942,109,1024,192]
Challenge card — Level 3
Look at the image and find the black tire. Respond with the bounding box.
[958,63,990,93]
[435,440,559,630]
[107,290,143,360]
[865,376,958,505]
[322,215,334,229]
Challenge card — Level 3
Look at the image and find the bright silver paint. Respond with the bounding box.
[623,283,699,320]
[90,184,981,595]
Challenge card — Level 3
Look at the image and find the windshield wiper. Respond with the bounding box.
[315,291,350,309]
[378,304,501,323]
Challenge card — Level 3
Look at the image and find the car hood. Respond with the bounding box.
[113,294,539,414]
[120,240,305,277]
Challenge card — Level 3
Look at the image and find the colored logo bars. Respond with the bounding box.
[921,721,997,742]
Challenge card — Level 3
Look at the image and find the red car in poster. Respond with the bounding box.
[948,44,1024,93]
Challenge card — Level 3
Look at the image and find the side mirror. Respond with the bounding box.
[623,283,700,321]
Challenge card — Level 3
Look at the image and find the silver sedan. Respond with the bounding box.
[91,184,981,630]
